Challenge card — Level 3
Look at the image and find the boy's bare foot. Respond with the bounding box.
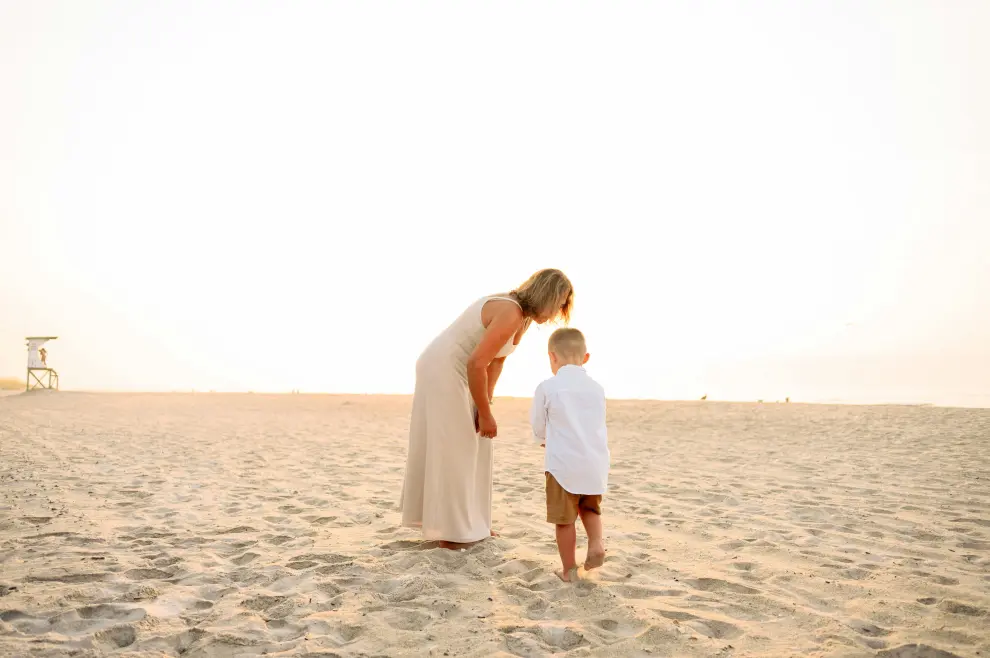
[490,529,499,537]
[556,566,580,583]
[584,546,606,570]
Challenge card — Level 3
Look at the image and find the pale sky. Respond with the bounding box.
[2,1,988,405]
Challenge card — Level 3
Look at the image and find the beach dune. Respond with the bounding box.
[1,393,988,657]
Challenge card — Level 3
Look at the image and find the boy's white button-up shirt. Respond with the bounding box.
[530,365,609,495]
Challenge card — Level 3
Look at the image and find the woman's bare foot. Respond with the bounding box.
[438,530,499,550]
[584,545,606,570]
[438,533,497,550]
[438,540,481,550]
[556,566,580,583]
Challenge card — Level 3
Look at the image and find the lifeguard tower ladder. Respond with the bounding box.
[26,337,59,391]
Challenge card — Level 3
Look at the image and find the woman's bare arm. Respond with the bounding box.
[468,302,523,434]
[487,357,505,403]
[487,320,529,401]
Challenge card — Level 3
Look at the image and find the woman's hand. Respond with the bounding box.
[478,412,497,439]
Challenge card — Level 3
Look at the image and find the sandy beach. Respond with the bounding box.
[1,392,988,657]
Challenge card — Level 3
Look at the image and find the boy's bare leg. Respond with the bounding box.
[555,523,578,581]
[580,508,606,570]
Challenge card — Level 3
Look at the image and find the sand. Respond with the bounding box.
[1,393,988,657]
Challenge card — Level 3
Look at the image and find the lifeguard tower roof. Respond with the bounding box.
[25,337,60,390]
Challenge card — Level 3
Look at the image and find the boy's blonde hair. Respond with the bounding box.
[549,327,587,360]
[512,269,574,323]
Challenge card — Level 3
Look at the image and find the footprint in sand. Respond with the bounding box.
[495,558,542,578]
[315,562,354,576]
[48,605,147,637]
[123,568,173,580]
[518,578,559,593]
[305,622,362,645]
[685,618,744,640]
[115,585,161,602]
[876,644,964,658]
[1,610,53,635]
[611,585,685,600]
[375,575,438,602]
[385,609,433,631]
[523,598,549,619]
[595,619,620,631]
[92,624,137,650]
[937,600,986,617]
[950,517,990,527]
[119,489,152,499]
[685,578,760,595]
[231,552,259,565]
[835,567,871,580]
[152,556,181,568]
[25,571,109,584]
[848,620,891,637]
[657,610,699,623]
[502,624,589,654]
[20,516,53,525]
[912,571,959,586]
[315,582,343,596]
[75,605,146,621]
[243,594,295,619]
[307,516,338,525]
[27,531,75,539]
[293,552,353,565]
[264,619,307,641]
[592,615,650,637]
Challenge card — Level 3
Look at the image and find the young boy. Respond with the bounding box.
[531,328,609,582]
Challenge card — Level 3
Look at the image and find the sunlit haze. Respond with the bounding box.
[2,1,988,405]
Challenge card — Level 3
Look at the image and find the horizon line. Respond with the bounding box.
[6,389,989,411]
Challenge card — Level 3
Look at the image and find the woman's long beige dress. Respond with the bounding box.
[400,295,519,543]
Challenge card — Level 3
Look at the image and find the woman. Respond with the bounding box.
[400,269,574,548]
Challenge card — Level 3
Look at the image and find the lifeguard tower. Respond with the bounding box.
[26,337,59,391]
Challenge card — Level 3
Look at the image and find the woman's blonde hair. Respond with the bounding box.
[512,269,574,324]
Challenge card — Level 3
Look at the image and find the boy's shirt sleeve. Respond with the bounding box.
[530,382,548,444]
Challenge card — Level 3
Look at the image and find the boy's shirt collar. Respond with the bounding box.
[556,364,586,376]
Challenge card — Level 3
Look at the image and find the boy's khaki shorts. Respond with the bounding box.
[545,472,603,525]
